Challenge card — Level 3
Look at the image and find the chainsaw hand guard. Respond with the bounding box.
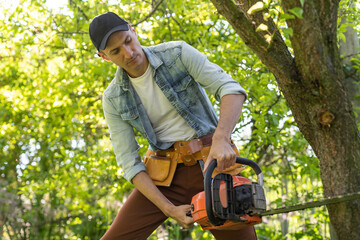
[203,157,266,228]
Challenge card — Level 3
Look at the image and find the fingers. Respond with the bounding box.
[181,217,193,228]
[182,205,193,228]
[203,158,214,173]
[170,205,194,229]
[180,215,194,228]
[204,149,236,172]
[220,151,236,170]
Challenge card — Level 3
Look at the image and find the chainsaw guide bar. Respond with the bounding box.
[260,191,360,216]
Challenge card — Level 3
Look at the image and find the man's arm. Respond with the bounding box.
[131,171,194,228]
[180,42,246,170]
[204,94,246,172]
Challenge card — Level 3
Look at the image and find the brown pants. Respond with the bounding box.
[100,163,257,240]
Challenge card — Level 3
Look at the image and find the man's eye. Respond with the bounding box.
[112,49,119,55]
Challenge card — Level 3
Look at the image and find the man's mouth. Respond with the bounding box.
[127,55,137,65]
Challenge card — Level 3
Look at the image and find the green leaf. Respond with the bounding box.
[282,27,294,37]
[289,7,304,19]
[256,23,269,32]
[247,1,265,15]
[281,13,296,20]
[338,32,346,43]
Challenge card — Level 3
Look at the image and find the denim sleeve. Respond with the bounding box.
[180,41,247,101]
[102,94,146,182]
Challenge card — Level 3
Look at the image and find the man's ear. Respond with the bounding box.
[129,25,137,35]
[98,51,111,61]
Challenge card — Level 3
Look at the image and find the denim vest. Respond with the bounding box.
[102,41,246,181]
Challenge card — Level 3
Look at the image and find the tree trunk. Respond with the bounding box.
[209,0,360,239]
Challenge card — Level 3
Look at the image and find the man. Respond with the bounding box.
[89,12,257,240]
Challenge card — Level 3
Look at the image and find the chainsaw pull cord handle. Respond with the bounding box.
[205,157,263,226]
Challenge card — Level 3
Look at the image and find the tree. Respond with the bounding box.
[208,0,360,239]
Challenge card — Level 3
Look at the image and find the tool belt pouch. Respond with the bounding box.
[144,149,178,187]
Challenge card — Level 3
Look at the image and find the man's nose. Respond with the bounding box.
[123,46,133,58]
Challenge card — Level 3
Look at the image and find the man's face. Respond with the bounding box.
[99,27,148,78]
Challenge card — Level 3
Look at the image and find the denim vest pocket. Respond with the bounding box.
[120,107,139,120]
[173,75,192,92]
[171,75,203,109]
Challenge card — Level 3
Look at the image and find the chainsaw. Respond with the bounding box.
[190,157,360,230]
[190,157,266,230]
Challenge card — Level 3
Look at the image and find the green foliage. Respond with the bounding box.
[338,1,360,47]
[1,0,359,239]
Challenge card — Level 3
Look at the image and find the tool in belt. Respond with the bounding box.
[190,157,360,230]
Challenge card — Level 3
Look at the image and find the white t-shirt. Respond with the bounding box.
[129,65,197,142]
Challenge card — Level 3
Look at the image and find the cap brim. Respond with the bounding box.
[99,24,129,50]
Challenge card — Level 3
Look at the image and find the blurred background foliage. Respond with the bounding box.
[0,0,359,239]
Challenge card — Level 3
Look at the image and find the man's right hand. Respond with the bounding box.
[132,172,194,228]
[166,204,194,228]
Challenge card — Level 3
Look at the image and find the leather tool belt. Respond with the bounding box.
[144,133,245,186]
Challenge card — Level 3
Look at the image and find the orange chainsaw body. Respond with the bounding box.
[191,174,263,230]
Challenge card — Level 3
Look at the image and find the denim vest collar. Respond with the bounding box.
[115,47,162,89]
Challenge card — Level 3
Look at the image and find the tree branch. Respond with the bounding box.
[209,0,298,87]
[210,0,267,48]
[133,0,164,27]
[69,0,89,21]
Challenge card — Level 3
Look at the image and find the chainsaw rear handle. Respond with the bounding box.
[204,157,263,226]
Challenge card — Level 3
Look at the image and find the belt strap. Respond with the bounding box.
[152,133,213,166]
[175,133,213,153]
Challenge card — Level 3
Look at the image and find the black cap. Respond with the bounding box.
[89,12,129,51]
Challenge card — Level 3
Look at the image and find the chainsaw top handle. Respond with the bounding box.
[204,157,263,226]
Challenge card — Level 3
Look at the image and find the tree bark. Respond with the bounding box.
[209,0,360,239]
